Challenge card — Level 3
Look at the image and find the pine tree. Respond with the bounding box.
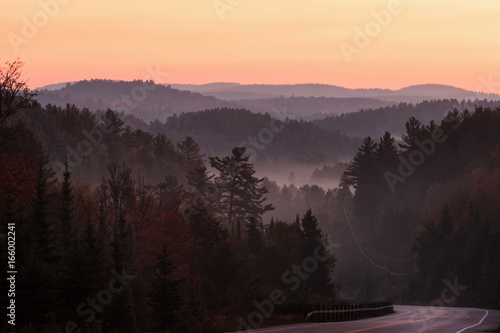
[247,216,263,254]
[209,147,274,229]
[300,209,335,298]
[33,163,55,263]
[376,131,399,174]
[108,214,137,332]
[341,137,377,190]
[187,164,213,194]
[18,163,58,327]
[178,136,205,171]
[147,243,184,332]
[399,117,425,151]
[59,162,74,250]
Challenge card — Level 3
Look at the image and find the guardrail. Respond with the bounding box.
[304,301,393,322]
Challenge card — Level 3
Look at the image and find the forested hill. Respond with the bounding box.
[9,103,359,185]
[335,106,500,306]
[234,96,394,120]
[36,79,235,122]
[313,99,500,138]
[36,79,396,122]
[149,108,360,163]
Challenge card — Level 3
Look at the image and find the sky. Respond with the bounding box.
[1,0,500,91]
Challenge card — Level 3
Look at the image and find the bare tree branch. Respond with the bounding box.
[0,58,37,125]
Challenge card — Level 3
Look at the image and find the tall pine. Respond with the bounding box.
[147,243,184,332]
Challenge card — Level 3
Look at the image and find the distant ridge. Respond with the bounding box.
[169,83,500,102]
[35,80,500,122]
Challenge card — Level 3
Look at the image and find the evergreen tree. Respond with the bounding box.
[187,164,214,195]
[59,162,74,250]
[108,214,137,332]
[399,117,425,151]
[300,209,335,298]
[376,131,399,175]
[209,147,274,229]
[147,243,184,332]
[157,175,184,212]
[341,136,377,190]
[178,136,205,170]
[17,163,59,327]
[247,216,263,254]
[33,163,55,263]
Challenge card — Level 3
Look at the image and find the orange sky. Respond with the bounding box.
[1,0,499,92]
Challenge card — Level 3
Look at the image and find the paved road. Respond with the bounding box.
[231,305,500,332]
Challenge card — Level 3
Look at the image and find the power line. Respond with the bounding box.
[341,200,416,276]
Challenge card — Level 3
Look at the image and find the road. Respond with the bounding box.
[231,305,500,333]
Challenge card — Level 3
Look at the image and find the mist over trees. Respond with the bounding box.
[313,99,500,138]
[2,63,500,331]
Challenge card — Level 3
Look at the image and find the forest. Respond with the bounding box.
[1,62,500,332]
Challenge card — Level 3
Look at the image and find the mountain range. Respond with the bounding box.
[169,82,500,102]
[36,80,500,122]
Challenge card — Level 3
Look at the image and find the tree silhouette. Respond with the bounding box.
[209,147,274,231]
[147,243,184,332]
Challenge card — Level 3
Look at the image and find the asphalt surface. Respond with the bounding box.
[230,305,500,333]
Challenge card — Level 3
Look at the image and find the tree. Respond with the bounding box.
[341,137,377,190]
[102,163,136,218]
[247,216,263,254]
[209,147,274,230]
[376,131,399,173]
[399,117,424,151]
[59,162,74,249]
[62,217,107,328]
[147,243,184,332]
[108,214,137,332]
[17,163,59,327]
[301,209,335,298]
[0,58,37,126]
[178,136,205,170]
[187,164,213,195]
[157,175,184,212]
[101,109,124,137]
[33,163,56,264]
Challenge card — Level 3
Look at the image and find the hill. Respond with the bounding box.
[35,79,236,122]
[149,108,360,164]
[234,96,394,121]
[35,80,395,121]
[171,83,500,103]
[313,99,500,138]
